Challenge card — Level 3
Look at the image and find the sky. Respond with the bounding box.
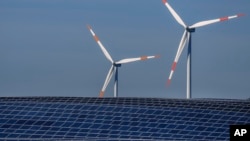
[0,0,249,99]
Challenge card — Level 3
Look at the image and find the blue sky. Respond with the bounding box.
[0,0,249,99]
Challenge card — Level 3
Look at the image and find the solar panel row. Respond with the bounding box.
[0,97,250,140]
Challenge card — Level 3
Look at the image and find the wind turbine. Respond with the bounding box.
[162,0,244,99]
[87,25,159,98]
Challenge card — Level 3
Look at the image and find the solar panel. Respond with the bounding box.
[0,97,249,140]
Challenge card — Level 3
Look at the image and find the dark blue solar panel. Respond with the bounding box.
[0,97,249,140]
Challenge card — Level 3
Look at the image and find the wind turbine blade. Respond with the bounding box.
[167,31,189,85]
[190,14,244,29]
[87,25,114,63]
[116,55,160,64]
[99,65,115,97]
[162,0,186,28]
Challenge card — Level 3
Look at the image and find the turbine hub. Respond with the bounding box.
[186,27,195,33]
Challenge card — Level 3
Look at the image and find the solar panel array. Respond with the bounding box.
[0,97,250,140]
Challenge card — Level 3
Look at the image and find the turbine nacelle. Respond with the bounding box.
[186,27,195,33]
[114,63,122,67]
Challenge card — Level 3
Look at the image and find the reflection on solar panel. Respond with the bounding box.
[0,97,249,140]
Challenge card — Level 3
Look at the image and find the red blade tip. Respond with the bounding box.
[87,25,92,30]
[155,55,161,58]
[99,91,104,98]
[166,79,171,87]
[237,13,245,17]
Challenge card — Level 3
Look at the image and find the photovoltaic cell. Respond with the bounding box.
[0,97,249,140]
